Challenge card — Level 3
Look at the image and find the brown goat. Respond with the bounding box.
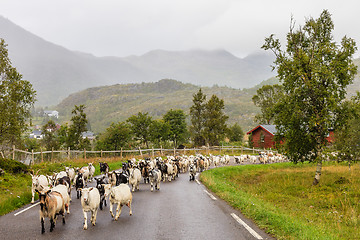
[36,189,65,234]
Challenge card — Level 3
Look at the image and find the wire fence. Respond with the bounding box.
[7,145,275,165]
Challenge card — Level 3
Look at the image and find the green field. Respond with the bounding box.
[200,162,360,240]
[0,157,125,215]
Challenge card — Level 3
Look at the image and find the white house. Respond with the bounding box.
[44,110,59,119]
[29,130,44,140]
[82,131,96,140]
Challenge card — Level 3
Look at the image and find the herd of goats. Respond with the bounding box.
[30,152,288,234]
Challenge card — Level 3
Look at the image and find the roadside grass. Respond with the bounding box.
[0,157,126,216]
[200,162,360,240]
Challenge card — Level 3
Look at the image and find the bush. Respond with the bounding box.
[0,158,29,174]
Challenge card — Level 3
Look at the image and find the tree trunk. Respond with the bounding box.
[313,160,322,185]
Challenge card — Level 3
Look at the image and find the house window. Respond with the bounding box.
[260,134,265,143]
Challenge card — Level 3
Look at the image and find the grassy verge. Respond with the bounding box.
[200,162,360,240]
[0,157,126,216]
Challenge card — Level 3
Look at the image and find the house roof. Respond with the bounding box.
[247,125,277,136]
[82,131,95,138]
[32,130,43,135]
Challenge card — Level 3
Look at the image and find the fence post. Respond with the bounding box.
[152,147,154,158]
[253,147,255,154]
[220,145,222,154]
[84,148,86,159]
[41,148,43,162]
[101,150,103,158]
[232,146,234,155]
[51,147,54,162]
[121,148,123,159]
[173,148,176,156]
[12,145,15,160]
[31,149,34,165]
[241,146,243,155]
[68,147,70,160]
[160,145,163,156]
[139,147,143,158]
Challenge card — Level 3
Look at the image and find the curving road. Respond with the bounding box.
[0,164,275,240]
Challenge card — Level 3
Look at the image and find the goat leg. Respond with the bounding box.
[41,217,45,234]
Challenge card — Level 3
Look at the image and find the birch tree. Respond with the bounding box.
[262,10,357,185]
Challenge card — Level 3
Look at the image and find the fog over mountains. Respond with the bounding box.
[0,16,275,106]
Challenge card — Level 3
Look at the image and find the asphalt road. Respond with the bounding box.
[0,163,275,240]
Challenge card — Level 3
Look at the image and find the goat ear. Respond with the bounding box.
[89,187,93,191]
[46,190,51,195]
[35,189,39,193]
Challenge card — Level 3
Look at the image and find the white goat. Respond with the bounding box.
[128,168,142,192]
[88,163,95,182]
[51,184,71,214]
[31,172,49,203]
[80,187,100,230]
[65,167,75,185]
[103,184,133,221]
[165,163,174,182]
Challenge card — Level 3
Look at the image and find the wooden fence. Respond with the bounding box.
[8,145,273,165]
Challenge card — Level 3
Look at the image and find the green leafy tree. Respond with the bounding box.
[262,10,357,185]
[163,109,188,148]
[127,112,153,148]
[69,105,88,149]
[57,124,69,149]
[189,88,206,146]
[150,120,170,147]
[0,39,36,148]
[58,105,88,149]
[41,120,59,150]
[228,123,244,143]
[334,93,360,169]
[203,95,229,146]
[95,122,132,150]
[252,84,284,124]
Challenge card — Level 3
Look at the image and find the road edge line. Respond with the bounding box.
[14,202,39,216]
[230,213,263,240]
[204,190,217,200]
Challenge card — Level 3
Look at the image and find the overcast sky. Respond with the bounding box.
[1,0,360,58]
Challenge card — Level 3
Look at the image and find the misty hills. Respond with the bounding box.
[0,15,275,106]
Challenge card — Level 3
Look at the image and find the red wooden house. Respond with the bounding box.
[247,125,277,149]
[247,125,335,149]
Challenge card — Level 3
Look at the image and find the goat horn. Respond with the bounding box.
[35,169,40,176]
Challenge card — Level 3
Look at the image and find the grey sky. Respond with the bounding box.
[1,0,360,58]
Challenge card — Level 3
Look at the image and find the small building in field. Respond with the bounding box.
[44,110,59,119]
[247,124,335,149]
[82,131,96,140]
[247,125,277,149]
[30,130,44,140]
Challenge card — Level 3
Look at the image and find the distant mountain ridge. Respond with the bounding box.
[0,15,275,106]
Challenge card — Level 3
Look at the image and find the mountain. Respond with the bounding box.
[0,16,275,106]
[56,79,262,133]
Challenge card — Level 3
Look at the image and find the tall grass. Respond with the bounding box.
[0,157,126,215]
[200,162,360,240]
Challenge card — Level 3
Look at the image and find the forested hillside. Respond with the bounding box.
[56,79,265,133]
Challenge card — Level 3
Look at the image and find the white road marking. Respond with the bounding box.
[204,190,217,200]
[14,202,39,216]
[231,213,263,240]
[195,179,201,185]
